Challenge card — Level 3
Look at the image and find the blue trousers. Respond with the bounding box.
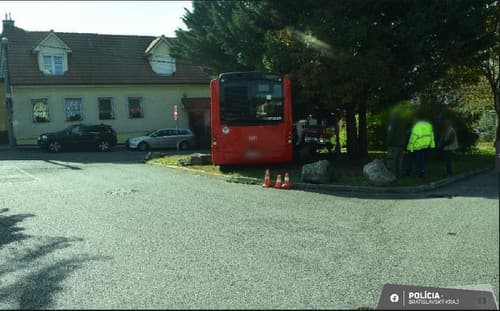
[406,149,426,176]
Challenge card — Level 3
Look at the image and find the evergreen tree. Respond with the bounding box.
[172,0,496,155]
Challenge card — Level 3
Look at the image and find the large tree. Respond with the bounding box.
[172,0,496,156]
[171,1,268,75]
[267,0,494,156]
[475,3,499,140]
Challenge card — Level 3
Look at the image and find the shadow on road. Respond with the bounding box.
[0,208,110,309]
[0,207,34,247]
[44,160,82,170]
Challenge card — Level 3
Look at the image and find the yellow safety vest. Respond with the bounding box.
[407,121,435,152]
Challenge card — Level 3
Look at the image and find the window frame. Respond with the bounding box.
[128,97,144,119]
[41,54,65,76]
[32,98,50,123]
[98,97,115,120]
[64,97,83,122]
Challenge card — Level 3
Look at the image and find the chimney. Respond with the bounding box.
[2,13,15,32]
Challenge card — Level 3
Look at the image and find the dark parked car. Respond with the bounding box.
[37,124,117,152]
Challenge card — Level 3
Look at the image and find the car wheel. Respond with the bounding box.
[98,140,110,152]
[179,141,190,151]
[138,142,149,151]
[48,141,62,153]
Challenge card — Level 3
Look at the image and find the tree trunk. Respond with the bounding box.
[335,116,342,154]
[346,104,359,157]
[358,99,368,158]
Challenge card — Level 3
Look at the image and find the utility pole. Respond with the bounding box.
[174,105,179,153]
[1,36,15,148]
[496,140,500,204]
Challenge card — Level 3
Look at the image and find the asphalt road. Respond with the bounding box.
[0,148,498,309]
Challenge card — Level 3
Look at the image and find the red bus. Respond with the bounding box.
[210,72,293,165]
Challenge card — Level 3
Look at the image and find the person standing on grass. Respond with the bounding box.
[386,112,407,178]
[405,113,436,178]
[438,119,458,177]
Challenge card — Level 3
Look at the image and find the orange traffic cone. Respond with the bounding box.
[281,172,292,189]
[274,174,283,189]
[262,169,273,187]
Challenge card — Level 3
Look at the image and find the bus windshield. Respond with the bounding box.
[220,80,283,125]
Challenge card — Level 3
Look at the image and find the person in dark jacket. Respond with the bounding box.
[386,112,407,178]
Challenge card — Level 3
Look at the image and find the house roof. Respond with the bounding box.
[1,24,210,86]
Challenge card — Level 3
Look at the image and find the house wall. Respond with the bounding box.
[11,84,209,142]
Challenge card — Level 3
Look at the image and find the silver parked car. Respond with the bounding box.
[127,128,195,151]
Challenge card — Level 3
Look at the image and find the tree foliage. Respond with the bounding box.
[172,0,497,154]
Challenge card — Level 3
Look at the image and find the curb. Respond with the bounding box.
[149,162,493,194]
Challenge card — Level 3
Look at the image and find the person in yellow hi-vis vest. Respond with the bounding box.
[405,113,435,178]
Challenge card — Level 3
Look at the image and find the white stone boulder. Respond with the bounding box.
[301,160,331,184]
[363,159,396,186]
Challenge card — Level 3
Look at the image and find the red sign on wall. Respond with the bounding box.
[173,105,178,121]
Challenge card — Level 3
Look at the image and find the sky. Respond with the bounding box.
[0,1,192,37]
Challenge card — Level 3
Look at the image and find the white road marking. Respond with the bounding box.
[0,165,39,182]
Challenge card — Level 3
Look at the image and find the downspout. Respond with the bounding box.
[1,36,15,147]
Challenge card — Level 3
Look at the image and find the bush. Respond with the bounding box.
[475,111,496,142]
[418,103,479,153]
[367,101,416,150]
[367,112,387,150]
[366,100,479,152]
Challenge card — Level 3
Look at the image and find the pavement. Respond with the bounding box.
[0,148,498,309]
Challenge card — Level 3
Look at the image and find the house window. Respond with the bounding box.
[42,55,64,75]
[65,98,83,121]
[150,56,176,76]
[128,97,143,118]
[32,99,50,122]
[98,98,114,120]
